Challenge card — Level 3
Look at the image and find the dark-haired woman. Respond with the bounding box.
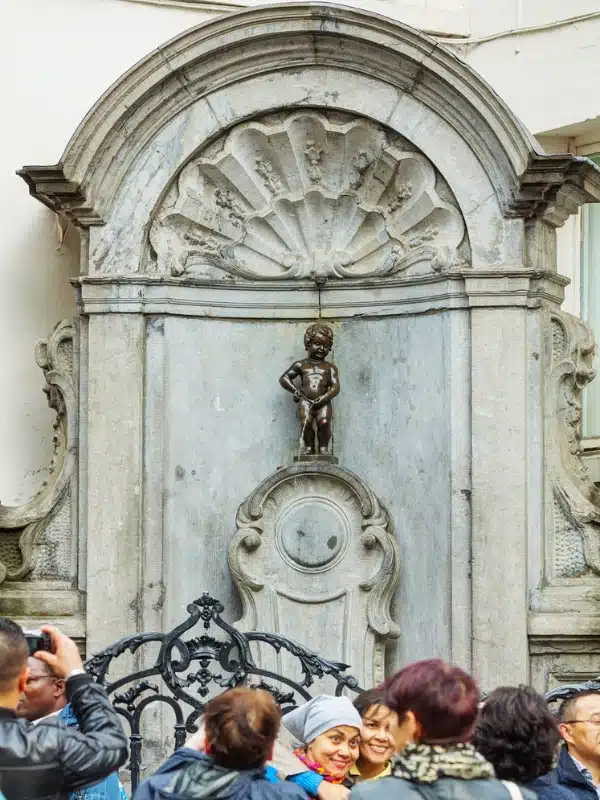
[134,688,309,800]
[349,689,400,782]
[350,659,536,800]
[472,686,578,800]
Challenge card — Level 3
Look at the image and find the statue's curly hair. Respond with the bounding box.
[471,686,559,783]
[304,323,333,349]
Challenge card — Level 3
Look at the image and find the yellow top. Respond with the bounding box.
[349,762,393,782]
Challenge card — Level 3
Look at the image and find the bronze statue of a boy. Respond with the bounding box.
[279,324,340,455]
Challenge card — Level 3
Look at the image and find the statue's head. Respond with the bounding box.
[304,323,333,359]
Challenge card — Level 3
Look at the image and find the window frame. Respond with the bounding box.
[575,145,600,486]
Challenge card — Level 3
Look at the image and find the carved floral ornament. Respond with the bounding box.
[546,309,600,574]
[148,111,469,282]
[0,321,75,584]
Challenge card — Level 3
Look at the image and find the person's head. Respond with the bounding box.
[472,686,559,782]
[383,659,480,747]
[0,618,29,709]
[353,689,399,767]
[283,695,362,779]
[203,687,281,770]
[16,657,66,721]
[304,324,333,360]
[558,691,600,766]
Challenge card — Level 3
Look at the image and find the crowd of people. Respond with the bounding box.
[0,617,599,800]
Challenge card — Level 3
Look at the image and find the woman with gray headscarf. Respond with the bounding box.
[283,696,362,790]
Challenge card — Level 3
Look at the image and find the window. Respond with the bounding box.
[580,153,600,439]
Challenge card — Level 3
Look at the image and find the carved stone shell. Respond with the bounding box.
[149,111,468,280]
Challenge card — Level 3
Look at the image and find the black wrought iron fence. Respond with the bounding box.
[545,679,600,704]
[85,594,364,792]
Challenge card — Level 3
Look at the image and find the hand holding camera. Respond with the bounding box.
[27,625,84,678]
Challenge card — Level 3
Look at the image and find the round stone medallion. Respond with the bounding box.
[277,499,348,570]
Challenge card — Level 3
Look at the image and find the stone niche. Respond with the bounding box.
[12,3,600,693]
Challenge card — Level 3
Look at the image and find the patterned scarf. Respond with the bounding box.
[392,743,495,784]
[293,748,348,784]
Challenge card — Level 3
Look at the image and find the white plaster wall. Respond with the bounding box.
[124,0,470,35]
[463,14,600,135]
[468,0,600,36]
[2,0,599,505]
[0,0,213,504]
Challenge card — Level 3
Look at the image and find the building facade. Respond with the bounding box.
[1,0,600,692]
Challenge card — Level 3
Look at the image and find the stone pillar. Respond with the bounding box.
[467,274,563,688]
[84,313,145,652]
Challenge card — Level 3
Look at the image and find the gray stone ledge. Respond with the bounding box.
[74,270,567,318]
[529,612,600,638]
[0,585,85,638]
[529,634,600,655]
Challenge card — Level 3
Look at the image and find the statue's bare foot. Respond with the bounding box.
[319,447,329,455]
[302,446,315,455]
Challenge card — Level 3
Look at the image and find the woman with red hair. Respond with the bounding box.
[351,659,536,800]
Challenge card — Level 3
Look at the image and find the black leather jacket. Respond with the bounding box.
[0,673,128,800]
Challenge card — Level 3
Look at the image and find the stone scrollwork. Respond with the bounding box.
[360,517,401,640]
[0,320,76,584]
[546,310,600,574]
[228,462,399,686]
[148,111,468,282]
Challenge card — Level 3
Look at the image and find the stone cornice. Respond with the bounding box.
[510,154,600,227]
[18,3,599,230]
[17,165,104,226]
[74,269,567,317]
[20,153,600,232]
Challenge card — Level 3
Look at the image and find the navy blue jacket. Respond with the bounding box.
[525,772,579,800]
[551,747,599,800]
[133,749,308,800]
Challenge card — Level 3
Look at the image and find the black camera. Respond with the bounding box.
[23,630,52,657]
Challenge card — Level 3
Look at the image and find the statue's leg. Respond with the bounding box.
[316,404,332,453]
[298,401,315,453]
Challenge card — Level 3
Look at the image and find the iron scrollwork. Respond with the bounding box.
[545,679,600,705]
[85,594,364,792]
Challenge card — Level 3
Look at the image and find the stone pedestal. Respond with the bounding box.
[294,455,339,464]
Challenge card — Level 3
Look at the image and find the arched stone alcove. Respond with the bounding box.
[15,3,600,689]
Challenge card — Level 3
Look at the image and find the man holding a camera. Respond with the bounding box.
[0,618,128,800]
